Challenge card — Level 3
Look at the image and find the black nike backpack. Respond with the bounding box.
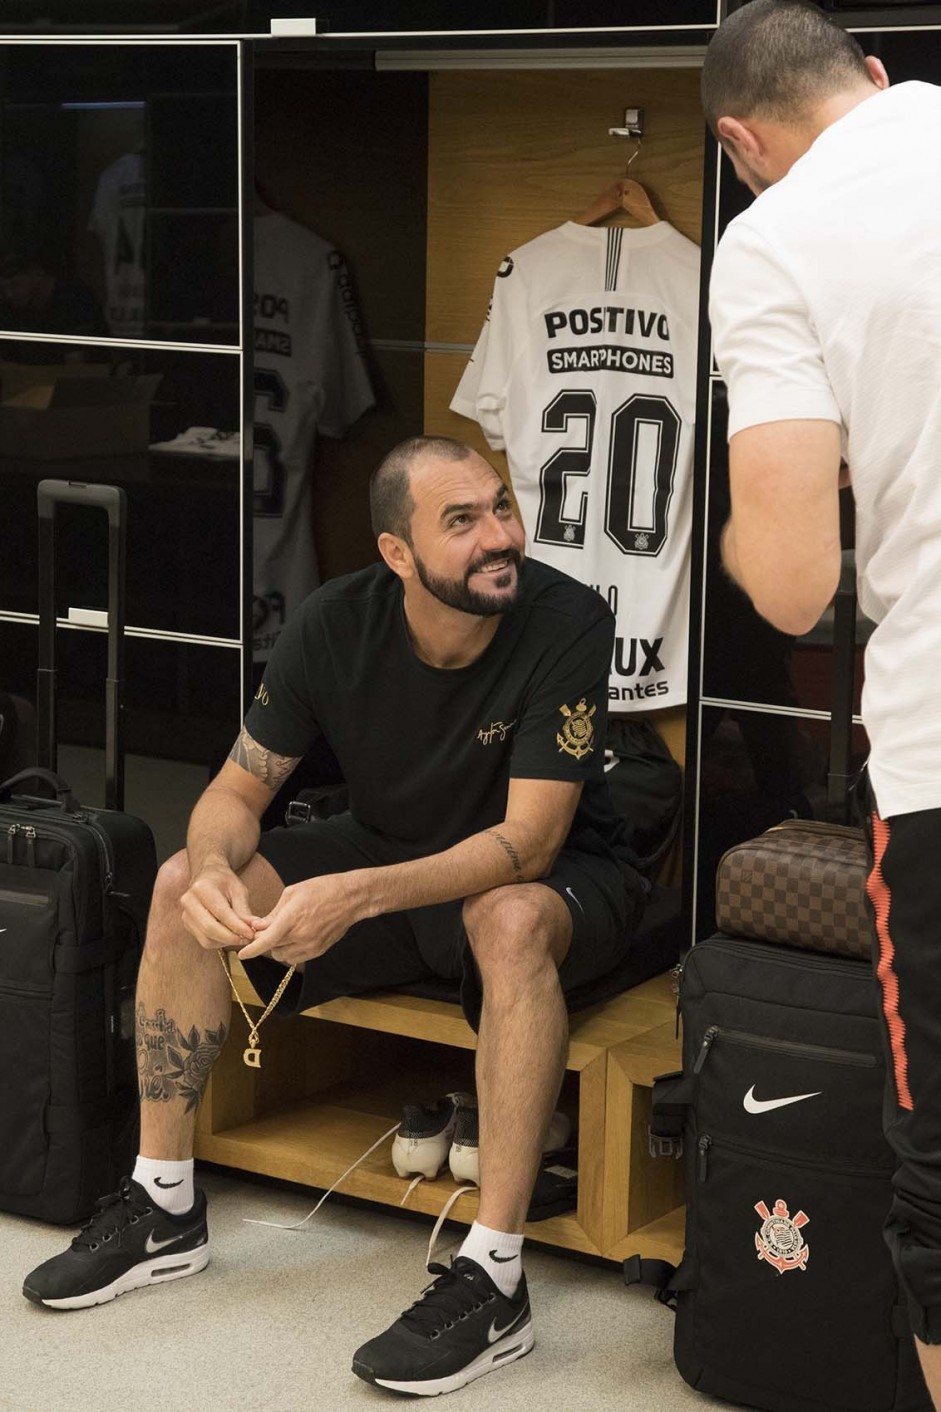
[625,933,931,1412]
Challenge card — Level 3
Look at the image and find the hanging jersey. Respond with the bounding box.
[451,221,700,709]
[253,211,375,662]
[88,152,146,338]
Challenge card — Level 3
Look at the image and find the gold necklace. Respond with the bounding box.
[219,950,296,1068]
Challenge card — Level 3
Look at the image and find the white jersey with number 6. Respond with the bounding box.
[253,212,374,662]
[451,221,700,709]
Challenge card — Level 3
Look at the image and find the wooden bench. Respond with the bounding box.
[195,964,685,1265]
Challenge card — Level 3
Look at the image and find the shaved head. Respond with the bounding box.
[702,0,869,132]
[370,436,472,542]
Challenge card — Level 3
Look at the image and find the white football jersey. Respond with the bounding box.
[88,152,146,339]
[452,221,700,709]
[253,212,375,661]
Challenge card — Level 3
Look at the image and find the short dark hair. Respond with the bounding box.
[369,435,472,541]
[701,0,869,131]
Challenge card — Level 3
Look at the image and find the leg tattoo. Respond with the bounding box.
[137,1005,228,1113]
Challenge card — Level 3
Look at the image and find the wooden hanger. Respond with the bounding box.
[574,142,660,228]
[574,175,660,229]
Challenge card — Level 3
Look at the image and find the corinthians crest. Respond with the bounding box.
[557,698,596,759]
[755,1198,810,1274]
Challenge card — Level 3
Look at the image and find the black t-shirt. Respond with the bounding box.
[245,558,629,860]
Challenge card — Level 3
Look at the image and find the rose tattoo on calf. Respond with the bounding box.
[137,1005,228,1113]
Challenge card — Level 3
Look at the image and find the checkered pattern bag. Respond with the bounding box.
[714,819,872,960]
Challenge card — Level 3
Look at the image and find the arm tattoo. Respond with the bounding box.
[487,829,525,883]
[137,1005,228,1114]
[228,726,301,789]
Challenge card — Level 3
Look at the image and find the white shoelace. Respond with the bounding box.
[242,1122,475,1259]
[243,1121,401,1230]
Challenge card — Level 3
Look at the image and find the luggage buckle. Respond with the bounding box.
[285,799,313,826]
[648,1128,683,1160]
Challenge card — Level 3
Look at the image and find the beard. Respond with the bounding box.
[412,547,523,616]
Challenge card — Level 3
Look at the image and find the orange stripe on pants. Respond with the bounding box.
[867,813,914,1111]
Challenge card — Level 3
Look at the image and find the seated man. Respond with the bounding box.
[23,435,645,1398]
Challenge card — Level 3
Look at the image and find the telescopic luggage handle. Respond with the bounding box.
[36,479,127,812]
[827,556,858,826]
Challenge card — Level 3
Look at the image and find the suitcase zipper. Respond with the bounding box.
[4,823,39,867]
[693,1024,875,1074]
[697,1131,891,1183]
[0,887,51,907]
[72,813,115,894]
[765,819,862,842]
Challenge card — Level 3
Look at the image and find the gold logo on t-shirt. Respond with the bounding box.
[557,698,596,759]
[254,681,270,706]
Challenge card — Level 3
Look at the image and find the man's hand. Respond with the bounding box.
[181,865,262,951]
[237,871,367,967]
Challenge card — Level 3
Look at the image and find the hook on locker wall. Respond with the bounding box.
[608,107,645,171]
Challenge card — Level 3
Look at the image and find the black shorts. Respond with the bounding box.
[241,813,643,1032]
[863,776,941,1344]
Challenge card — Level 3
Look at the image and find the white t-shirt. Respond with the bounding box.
[709,80,941,818]
[253,212,374,661]
[452,221,700,710]
[88,152,146,338]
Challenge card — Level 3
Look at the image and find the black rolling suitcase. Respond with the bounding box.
[624,567,931,1410]
[0,479,156,1224]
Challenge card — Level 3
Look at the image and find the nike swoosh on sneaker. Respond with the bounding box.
[489,1250,519,1264]
[145,1228,200,1255]
[487,1311,523,1344]
[153,1177,183,1189]
[743,1085,821,1114]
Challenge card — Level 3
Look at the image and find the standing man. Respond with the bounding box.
[23,435,644,1399]
[703,2,941,1403]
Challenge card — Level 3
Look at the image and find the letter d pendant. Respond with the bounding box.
[243,1032,262,1068]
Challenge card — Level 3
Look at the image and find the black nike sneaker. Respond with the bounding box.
[23,1177,209,1310]
[352,1255,534,1396]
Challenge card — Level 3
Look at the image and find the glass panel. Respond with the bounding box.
[0,44,238,347]
[0,619,242,768]
[0,0,720,31]
[0,346,241,638]
[0,3,246,33]
[252,0,717,31]
[695,703,870,939]
[859,26,941,65]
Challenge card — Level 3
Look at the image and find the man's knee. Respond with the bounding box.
[152,850,191,913]
[463,886,569,977]
[143,850,193,957]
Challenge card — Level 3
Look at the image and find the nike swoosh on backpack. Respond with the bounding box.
[743,1085,821,1114]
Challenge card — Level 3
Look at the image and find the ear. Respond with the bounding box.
[377,530,414,581]
[716,115,764,161]
[864,54,890,91]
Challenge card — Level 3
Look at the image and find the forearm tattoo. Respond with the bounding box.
[228,726,301,789]
[487,829,525,883]
[137,1006,228,1113]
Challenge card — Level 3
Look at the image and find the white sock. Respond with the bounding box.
[458,1221,524,1297]
[132,1156,195,1215]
